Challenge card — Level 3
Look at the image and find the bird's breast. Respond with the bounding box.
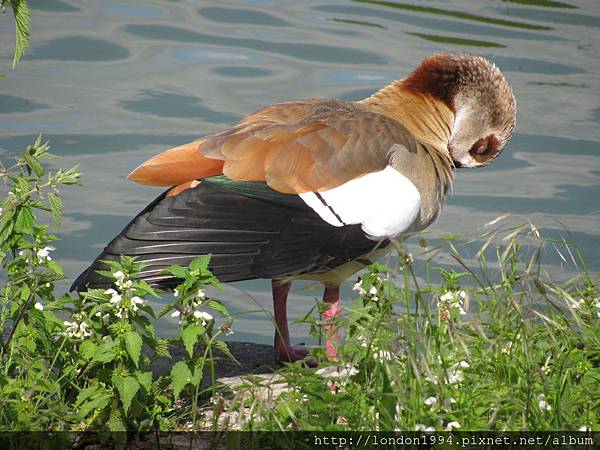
[299,166,422,240]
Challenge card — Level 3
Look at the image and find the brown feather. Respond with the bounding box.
[128,141,224,186]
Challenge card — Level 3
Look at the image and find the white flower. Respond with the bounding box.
[568,298,585,309]
[315,365,358,378]
[224,328,234,336]
[445,421,461,431]
[173,288,179,297]
[454,360,470,369]
[36,246,55,261]
[415,424,435,431]
[447,372,463,384]
[18,250,27,257]
[104,288,118,295]
[438,290,467,320]
[194,311,213,324]
[371,296,379,302]
[579,426,589,432]
[353,280,366,295]
[171,310,181,318]
[109,293,122,304]
[197,289,206,299]
[538,394,551,411]
[357,334,368,348]
[369,286,378,295]
[113,270,125,281]
[63,320,92,339]
[424,396,438,407]
[440,292,454,301]
[34,302,44,311]
[132,296,143,304]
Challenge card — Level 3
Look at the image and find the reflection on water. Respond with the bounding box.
[1,0,599,344]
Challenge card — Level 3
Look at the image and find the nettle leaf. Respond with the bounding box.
[93,339,115,364]
[189,255,211,272]
[124,331,142,368]
[213,340,238,365]
[10,0,31,68]
[170,360,192,400]
[111,373,140,415]
[22,151,44,178]
[108,405,126,432]
[74,384,100,408]
[14,207,35,234]
[78,392,110,418]
[46,260,64,276]
[181,324,203,358]
[205,299,231,318]
[79,340,97,361]
[164,264,188,280]
[135,371,153,393]
[47,192,63,227]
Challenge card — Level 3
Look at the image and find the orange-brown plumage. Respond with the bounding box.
[128,140,224,186]
[128,53,515,197]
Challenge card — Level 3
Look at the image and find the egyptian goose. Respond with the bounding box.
[72,53,516,363]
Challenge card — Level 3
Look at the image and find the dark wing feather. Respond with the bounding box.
[71,180,384,290]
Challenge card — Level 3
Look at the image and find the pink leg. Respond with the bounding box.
[322,286,340,360]
[272,280,309,363]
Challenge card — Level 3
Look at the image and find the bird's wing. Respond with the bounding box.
[129,100,416,194]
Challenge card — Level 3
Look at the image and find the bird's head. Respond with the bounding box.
[402,53,516,169]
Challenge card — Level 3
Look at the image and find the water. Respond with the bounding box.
[1,0,599,345]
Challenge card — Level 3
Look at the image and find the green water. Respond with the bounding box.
[1,0,599,345]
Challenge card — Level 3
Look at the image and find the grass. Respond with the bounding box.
[210,226,599,432]
[0,139,598,437]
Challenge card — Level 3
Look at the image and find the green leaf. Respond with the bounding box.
[93,339,115,363]
[108,405,126,432]
[14,207,35,234]
[135,371,153,393]
[170,361,192,400]
[47,192,63,227]
[111,373,139,415]
[189,255,211,272]
[23,151,44,177]
[10,0,31,68]
[74,384,100,408]
[56,166,81,185]
[205,299,232,318]
[46,260,64,276]
[78,392,110,418]
[213,340,238,365]
[163,264,188,279]
[124,331,142,368]
[79,340,97,361]
[180,324,203,358]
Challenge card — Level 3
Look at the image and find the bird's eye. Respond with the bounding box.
[473,142,488,155]
[469,134,502,163]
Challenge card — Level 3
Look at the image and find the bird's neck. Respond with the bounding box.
[360,80,455,198]
[359,80,454,155]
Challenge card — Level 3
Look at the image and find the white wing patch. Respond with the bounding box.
[299,166,421,239]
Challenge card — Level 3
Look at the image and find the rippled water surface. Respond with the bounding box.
[1,0,599,344]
